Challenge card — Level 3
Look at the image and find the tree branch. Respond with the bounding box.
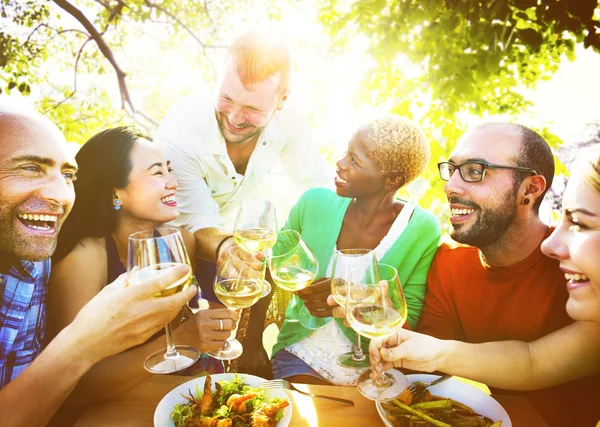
[203,0,218,35]
[51,0,142,120]
[143,0,226,51]
[43,37,92,114]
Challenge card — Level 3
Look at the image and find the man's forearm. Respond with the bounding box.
[0,324,99,427]
[194,227,232,262]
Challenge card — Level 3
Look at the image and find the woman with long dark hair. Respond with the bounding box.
[47,126,238,405]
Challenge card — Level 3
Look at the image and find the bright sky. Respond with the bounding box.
[525,46,600,143]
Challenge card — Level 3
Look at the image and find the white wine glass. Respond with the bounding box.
[269,230,320,329]
[209,246,265,360]
[127,227,200,374]
[330,249,378,369]
[347,263,409,400]
[233,198,278,297]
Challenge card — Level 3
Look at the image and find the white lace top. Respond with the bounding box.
[286,202,415,385]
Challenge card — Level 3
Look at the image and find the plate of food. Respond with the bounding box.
[154,373,291,427]
[376,374,511,427]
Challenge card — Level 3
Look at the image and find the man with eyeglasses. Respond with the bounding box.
[412,123,597,426]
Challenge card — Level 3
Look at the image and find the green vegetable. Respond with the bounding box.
[170,403,194,427]
[169,376,286,426]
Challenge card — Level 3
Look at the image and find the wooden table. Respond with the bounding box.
[74,375,548,426]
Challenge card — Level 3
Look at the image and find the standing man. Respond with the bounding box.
[0,106,195,426]
[156,29,331,265]
[366,123,599,426]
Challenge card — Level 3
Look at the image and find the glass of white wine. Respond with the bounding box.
[347,263,409,400]
[209,246,265,360]
[233,198,278,297]
[269,230,320,329]
[330,248,378,369]
[127,227,200,374]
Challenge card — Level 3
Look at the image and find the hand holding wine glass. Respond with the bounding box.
[75,264,196,363]
[127,227,200,374]
[346,263,409,400]
[233,198,278,297]
[209,246,266,360]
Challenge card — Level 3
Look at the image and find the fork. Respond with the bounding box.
[260,379,354,406]
[408,374,452,397]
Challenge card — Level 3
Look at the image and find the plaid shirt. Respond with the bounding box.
[0,259,49,389]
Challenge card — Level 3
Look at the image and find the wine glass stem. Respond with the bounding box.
[353,334,366,361]
[221,308,241,350]
[164,323,179,359]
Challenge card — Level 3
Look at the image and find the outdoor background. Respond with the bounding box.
[2,0,600,229]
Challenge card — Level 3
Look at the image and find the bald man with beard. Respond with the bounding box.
[0,106,196,427]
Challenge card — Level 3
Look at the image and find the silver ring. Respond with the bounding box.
[218,319,224,331]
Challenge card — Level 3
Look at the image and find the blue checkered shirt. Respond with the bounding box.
[0,259,49,389]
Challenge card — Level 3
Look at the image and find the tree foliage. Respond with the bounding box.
[1,0,598,218]
[0,0,264,141]
[318,0,598,217]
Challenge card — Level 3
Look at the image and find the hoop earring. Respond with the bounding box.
[114,199,122,211]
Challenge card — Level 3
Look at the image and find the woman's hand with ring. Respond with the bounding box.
[295,278,333,318]
[177,305,239,352]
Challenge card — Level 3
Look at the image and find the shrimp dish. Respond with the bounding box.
[170,374,289,427]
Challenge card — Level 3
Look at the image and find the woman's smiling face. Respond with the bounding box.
[334,131,386,199]
[542,170,600,324]
[116,139,179,226]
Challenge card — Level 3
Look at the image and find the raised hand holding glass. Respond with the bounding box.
[127,227,200,374]
[233,198,277,297]
[348,263,409,400]
[209,246,265,360]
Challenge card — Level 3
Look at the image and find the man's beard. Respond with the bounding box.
[216,111,265,145]
[0,220,60,262]
[449,190,518,248]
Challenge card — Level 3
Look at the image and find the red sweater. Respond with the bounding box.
[418,232,599,426]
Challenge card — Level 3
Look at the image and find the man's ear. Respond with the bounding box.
[522,174,546,206]
[277,89,289,111]
[385,172,406,192]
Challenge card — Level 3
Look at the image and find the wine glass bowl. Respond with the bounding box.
[269,230,322,329]
[330,249,379,368]
[233,198,278,297]
[269,230,318,292]
[209,246,266,360]
[127,227,200,374]
[347,263,409,401]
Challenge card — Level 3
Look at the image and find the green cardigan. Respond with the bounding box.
[272,188,441,357]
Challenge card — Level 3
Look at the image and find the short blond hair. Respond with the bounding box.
[227,29,291,91]
[360,115,430,185]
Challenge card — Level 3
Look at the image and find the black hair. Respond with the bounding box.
[476,123,555,214]
[513,125,555,213]
[54,126,151,261]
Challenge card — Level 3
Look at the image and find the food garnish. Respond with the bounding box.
[381,389,502,427]
[170,374,289,427]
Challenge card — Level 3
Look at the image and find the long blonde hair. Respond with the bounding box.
[583,144,600,194]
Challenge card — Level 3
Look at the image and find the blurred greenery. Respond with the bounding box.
[1,0,599,219]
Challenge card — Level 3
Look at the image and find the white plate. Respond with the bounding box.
[376,374,512,427]
[154,373,292,427]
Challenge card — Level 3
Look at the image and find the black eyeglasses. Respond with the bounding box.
[438,161,537,183]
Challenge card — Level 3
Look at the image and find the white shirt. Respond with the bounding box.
[156,90,332,233]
